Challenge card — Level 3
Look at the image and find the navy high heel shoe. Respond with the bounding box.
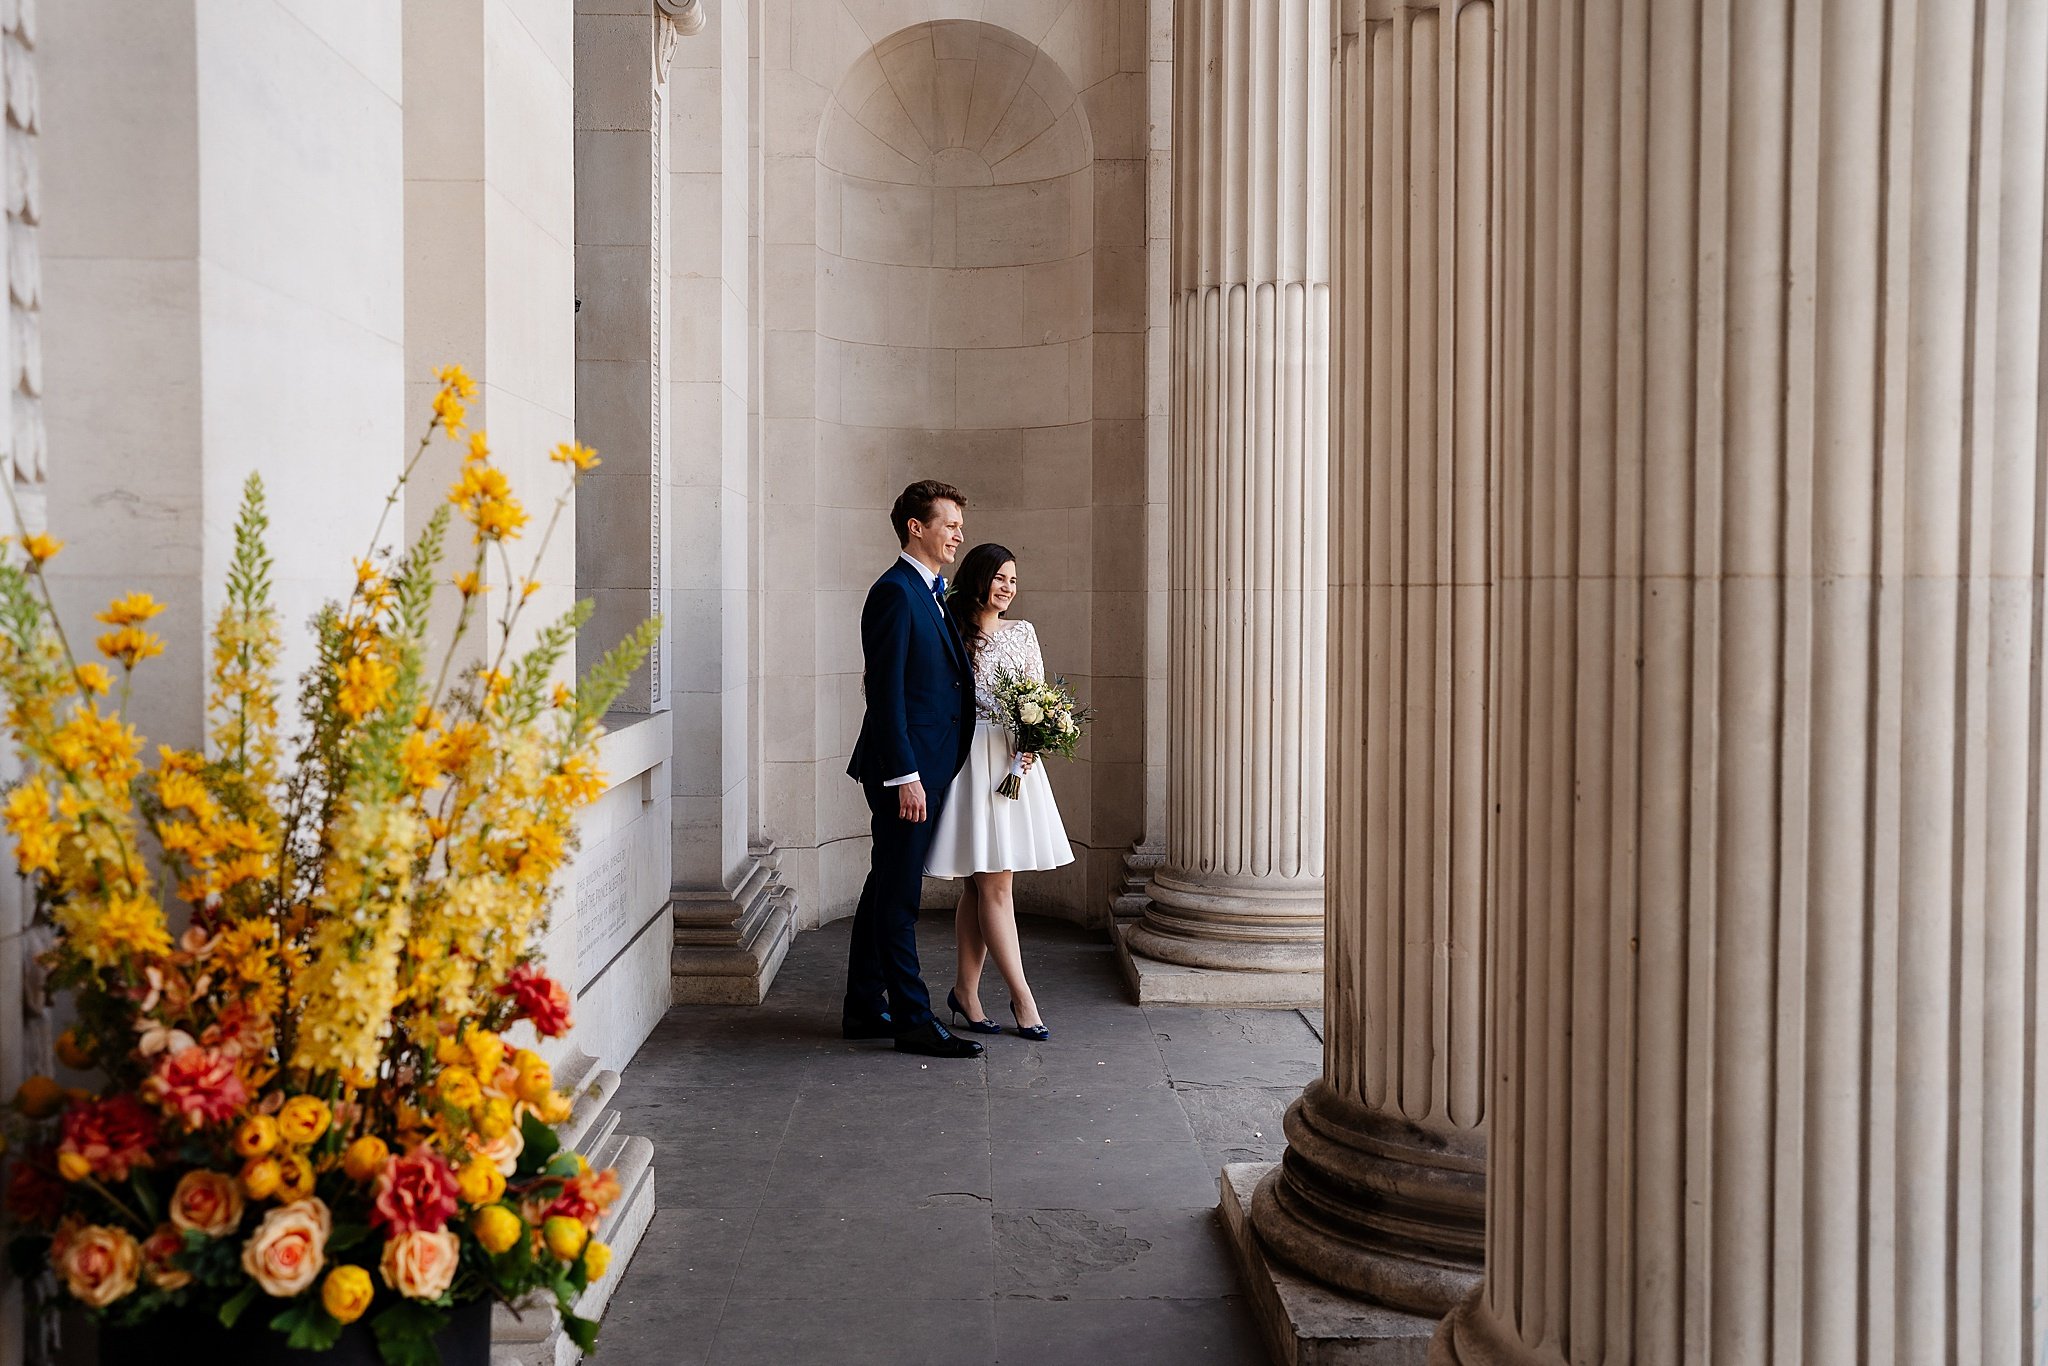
[1010,1003,1050,1042]
[947,989,1002,1035]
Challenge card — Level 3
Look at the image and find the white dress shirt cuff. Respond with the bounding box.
[883,772,919,787]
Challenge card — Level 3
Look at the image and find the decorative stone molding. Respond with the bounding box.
[1119,0,1331,1005]
[654,0,704,39]
[670,849,794,1006]
[1437,1,2048,1361]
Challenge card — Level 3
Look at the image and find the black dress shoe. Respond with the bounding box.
[841,1012,894,1040]
[893,1018,984,1059]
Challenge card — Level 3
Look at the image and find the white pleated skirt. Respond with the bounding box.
[926,721,1076,877]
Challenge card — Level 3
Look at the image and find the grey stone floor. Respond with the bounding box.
[597,915,1322,1365]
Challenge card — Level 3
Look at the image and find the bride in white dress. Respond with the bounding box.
[925,543,1074,1039]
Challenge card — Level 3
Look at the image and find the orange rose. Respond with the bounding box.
[54,1223,140,1307]
[240,1198,330,1297]
[140,1223,190,1290]
[169,1169,244,1238]
[379,1228,460,1301]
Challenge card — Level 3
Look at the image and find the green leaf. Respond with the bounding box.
[328,1221,373,1253]
[517,1109,560,1177]
[371,1301,449,1366]
[543,1151,581,1180]
[130,1173,160,1224]
[562,1313,600,1353]
[272,1299,347,1352]
[219,1283,258,1329]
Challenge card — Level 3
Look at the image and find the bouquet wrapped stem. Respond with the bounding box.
[996,754,1027,801]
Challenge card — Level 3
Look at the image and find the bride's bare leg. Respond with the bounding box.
[952,879,989,1018]
[973,871,1042,1028]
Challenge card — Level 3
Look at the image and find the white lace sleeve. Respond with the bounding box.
[1021,620,1044,682]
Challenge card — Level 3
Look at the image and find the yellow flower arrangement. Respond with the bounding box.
[0,368,657,1361]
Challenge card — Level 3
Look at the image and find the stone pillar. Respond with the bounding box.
[1438,1,2048,1363]
[0,10,52,1358]
[1248,0,1491,1330]
[1119,0,1332,1005]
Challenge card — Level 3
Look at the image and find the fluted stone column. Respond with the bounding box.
[1250,0,1491,1323]
[1438,1,2048,1362]
[1121,0,1332,999]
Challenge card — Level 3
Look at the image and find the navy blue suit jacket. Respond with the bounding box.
[846,559,973,789]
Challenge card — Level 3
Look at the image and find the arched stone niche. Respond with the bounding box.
[810,19,1097,917]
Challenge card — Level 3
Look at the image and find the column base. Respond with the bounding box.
[1250,1082,1484,1317]
[1426,1293,1524,1366]
[670,851,795,1005]
[492,1051,657,1365]
[1107,841,1166,923]
[1220,1162,1438,1366]
[1115,923,1323,1006]
[1124,869,1325,972]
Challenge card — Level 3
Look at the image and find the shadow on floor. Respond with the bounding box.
[597,915,1321,1365]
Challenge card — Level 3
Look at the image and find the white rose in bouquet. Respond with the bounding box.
[1019,701,1044,725]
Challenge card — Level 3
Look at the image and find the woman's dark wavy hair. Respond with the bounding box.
[945,542,1018,657]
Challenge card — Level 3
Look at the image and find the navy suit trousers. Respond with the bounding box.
[842,775,952,1027]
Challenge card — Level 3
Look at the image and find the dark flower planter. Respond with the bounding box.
[96,1295,491,1366]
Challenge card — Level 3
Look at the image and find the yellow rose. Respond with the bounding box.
[513,1051,553,1105]
[582,1239,611,1281]
[542,1216,587,1262]
[379,1229,460,1301]
[57,1150,92,1183]
[474,1096,514,1140]
[535,1091,574,1126]
[276,1152,316,1201]
[343,1135,390,1182]
[321,1265,374,1324]
[241,1156,282,1201]
[240,1198,330,1297]
[15,1075,64,1120]
[456,1157,505,1206]
[169,1169,245,1238]
[54,1224,140,1308]
[436,1067,481,1111]
[470,1204,522,1255]
[54,1031,94,1071]
[277,1096,332,1147]
[234,1115,280,1159]
[463,1029,505,1083]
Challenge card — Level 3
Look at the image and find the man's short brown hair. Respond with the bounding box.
[890,480,967,546]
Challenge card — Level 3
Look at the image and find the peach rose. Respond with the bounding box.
[240,1197,330,1297]
[478,1123,523,1177]
[379,1228,460,1301]
[170,1169,244,1238]
[54,1223,140,1308]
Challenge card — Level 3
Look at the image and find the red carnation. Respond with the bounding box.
[497,963,572,1038]
[57,1095,158,1181]
[545,1167,622,1226]
[371,1145,461,1235]
[5,1153,67,1227]
[143,1045,249,1132]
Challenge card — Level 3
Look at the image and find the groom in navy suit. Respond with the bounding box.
[843,480,982,1058]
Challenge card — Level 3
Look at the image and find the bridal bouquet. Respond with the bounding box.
[987,669,1090,799]
[0,366,657,1363]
